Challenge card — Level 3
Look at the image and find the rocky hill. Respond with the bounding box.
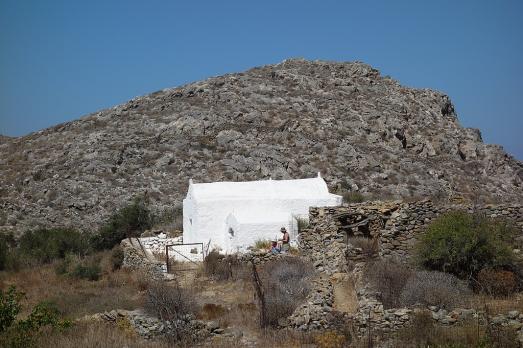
[1,59,521,235]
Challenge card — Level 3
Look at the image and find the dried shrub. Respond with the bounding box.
[144,281,196,321]
[253,240,271,251]
[394,311,519,348]
[110,246,124,271]
[202,250,247,281]
[198,303,227,320]
[36,321,169,348]
[477,268,518,296]
[399,270,471,309]
[347,236,378,259]
[341,191,366,203]
[261,257,314,326]
[365,259,412,309]
[314,330,347,348]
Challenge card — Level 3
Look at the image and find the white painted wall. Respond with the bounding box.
[183,175,342,253]
[225,212,297,252]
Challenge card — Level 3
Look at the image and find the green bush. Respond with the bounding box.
[90,197,152,250]
[70,263,101,281]
[416,211,516,280]
[0,286,70,347]
[110,245,125,270]
[55,254,101,281]
[17,228,88,265]
[0,286,23,333]
[0,235,9,271]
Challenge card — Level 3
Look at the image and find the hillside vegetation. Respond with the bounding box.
[1,59,522,236]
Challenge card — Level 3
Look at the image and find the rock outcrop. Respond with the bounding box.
[1,59,522,235]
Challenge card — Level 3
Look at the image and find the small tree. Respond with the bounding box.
[91,196,152,250]
[415,211,516,280]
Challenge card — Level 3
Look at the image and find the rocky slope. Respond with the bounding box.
[1,59,521,235]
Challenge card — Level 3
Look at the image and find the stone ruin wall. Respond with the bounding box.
[294,200,523,335]
[300,200,523,274]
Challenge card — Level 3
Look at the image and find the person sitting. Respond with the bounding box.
[277,227,290,253]
[270,240,280,254]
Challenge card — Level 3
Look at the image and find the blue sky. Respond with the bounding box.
[1,0,522,159]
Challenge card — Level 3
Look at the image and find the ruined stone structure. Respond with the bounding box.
[292,200,523,337]
[300,200,523,275]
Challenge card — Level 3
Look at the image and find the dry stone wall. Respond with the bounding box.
[300,200,523,274]
[296,199,523,339]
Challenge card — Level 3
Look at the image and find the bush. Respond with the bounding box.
[144,281,196,321]
[477,268,518,296]
[296,217,309,233]
[110,246,125,270]
[261,257,314,326]
[91,197,152,250]
[70,263,102,281]
[0,234,11,270]
[17,228,88,265]
[365,259,412,309]
[253,239,271,251]
[416,211,516,280]
[0,286,23,333]
[202,250,247,281]
[54,254,102,281]
[341,191,366,203]
[0,286,70,348]
[399,270,471,309]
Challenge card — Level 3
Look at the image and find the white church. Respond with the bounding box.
[182,173,342,253]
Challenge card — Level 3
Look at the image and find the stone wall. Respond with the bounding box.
[300,200,523,274]
[297,200,523,340]
[121,238,166,280]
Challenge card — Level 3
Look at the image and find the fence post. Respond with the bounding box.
[251,260,267,328]
[165,245,169,273]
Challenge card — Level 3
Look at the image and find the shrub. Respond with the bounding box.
[202,250,247,281]
[365,259,412,309]
[17,228,88,265]
[0,286,70,348]
[341,191,366,203]
[70,263,102,281]
[0,233,12,270]
[261,257,314,326]
[477,268,518,296]
[399,270,471,309]
[91,197,152,250]
[394,311,519,348]
[55,254,102,281]
[295,217,309,233]
[415,211,516,280]
[314,330,347,348]
[144,281,196,321]
[0,286,23,333]
[110,246,125,270]
[253,239,271,251]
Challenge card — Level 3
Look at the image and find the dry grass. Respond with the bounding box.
[36,321,169,348]
[470,292,523,315]
[390,311,519,348]
[0,252,145,318]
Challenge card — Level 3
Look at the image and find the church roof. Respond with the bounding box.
[187,173,340,202]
